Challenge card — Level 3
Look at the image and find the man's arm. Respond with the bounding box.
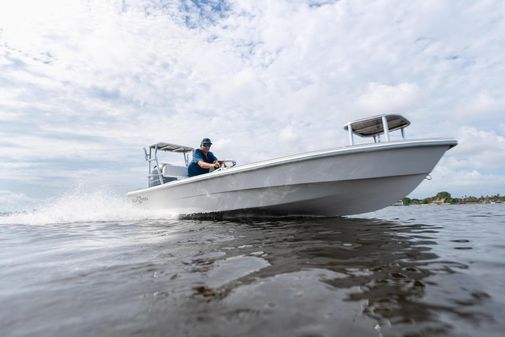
[197,160,220,169]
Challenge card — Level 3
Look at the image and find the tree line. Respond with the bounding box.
[402,192,505,205]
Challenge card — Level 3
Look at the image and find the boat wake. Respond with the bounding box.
[0,189,178,225]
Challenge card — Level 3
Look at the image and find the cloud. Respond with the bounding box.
[413,165,505,199]
[0,162,35,169]
[0,190,35,206]
[357,82,420,115]
[438,127,505,170]
[278,126,300,143]
[0,0,505,210]
[458,92,505,122]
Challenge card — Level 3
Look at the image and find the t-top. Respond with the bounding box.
[187,149,218,177]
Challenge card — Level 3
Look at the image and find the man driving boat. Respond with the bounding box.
[187,138,220,177]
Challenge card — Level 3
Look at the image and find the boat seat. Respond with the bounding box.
[161,164,188,180]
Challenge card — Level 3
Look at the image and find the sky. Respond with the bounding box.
[1,0,505,212]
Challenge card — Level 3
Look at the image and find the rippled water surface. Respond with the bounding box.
[1,204,504,337]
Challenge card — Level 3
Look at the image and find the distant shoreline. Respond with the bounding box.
[396,201,504,206]
[401,192,505,206]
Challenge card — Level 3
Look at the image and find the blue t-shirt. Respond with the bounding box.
[188,149,218,177]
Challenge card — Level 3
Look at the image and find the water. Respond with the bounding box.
[1,195,504,337]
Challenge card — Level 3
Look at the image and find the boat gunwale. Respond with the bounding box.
[127,138,457,195]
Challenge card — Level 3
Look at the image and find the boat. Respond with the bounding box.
[127,114,457,216]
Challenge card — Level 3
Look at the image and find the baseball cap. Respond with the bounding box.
[201,138,213,145]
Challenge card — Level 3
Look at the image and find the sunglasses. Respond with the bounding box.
[202,143,212,147]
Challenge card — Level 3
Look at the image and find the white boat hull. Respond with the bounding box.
[127,139,457,216]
